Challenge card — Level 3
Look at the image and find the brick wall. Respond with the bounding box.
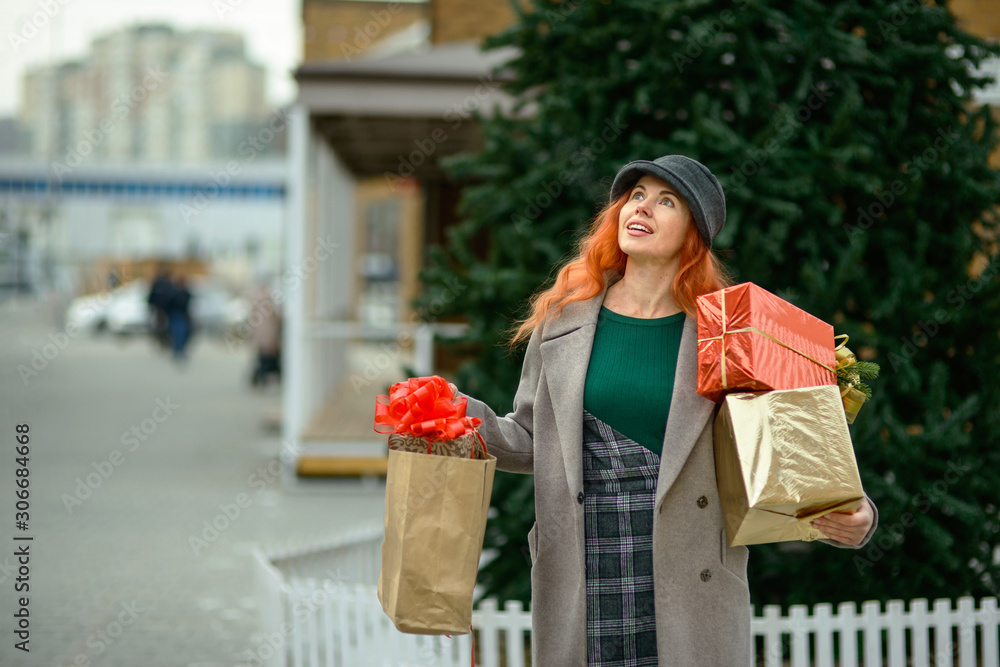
[951,0,1000,40]
[421,1,998,52]
[950,1,1000,167]
[301,1,999,63]
[430,0,517,44]
[302,1,428,62]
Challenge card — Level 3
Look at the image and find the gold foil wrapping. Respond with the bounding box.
[714,385,865,547]
[388,432,485,459]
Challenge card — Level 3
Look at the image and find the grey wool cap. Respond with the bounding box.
[610,155,726,247]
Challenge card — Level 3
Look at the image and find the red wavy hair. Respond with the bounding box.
[509,191,732,347]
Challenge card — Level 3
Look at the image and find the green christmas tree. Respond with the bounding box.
[418,0,1000,607]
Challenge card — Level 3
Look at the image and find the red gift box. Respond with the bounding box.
[696,283,837,403]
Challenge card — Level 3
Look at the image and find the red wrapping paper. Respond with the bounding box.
[696,283,836,403]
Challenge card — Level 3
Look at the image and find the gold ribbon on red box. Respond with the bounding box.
[700,286,838,391]
[696,283,838,403]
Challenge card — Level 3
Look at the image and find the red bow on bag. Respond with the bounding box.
[373,376,482,444]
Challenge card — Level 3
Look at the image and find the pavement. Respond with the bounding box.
[0,295,387,667]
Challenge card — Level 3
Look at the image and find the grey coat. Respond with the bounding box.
[462,284,879,667]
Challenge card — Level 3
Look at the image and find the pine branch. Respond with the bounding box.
[836,360,878,398]
[852,361,881,380]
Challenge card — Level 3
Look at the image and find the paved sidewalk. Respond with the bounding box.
[0,297,386,667]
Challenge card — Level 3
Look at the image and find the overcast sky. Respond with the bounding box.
[0,0,302,117]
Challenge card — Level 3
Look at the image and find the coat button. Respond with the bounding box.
[577,492,585,505]
[700,569,712,582]
[697,496,708,508]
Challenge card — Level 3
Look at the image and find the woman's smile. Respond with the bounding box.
[625,220,653,235]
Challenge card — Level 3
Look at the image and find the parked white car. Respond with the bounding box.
[65,278,249,338]
[65,292,112,333]
[105,279,154,335]
[65,279,151,334]
[189,281,250,337]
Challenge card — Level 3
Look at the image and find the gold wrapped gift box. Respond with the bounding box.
[714,385,865,547]
[388,431,487,459]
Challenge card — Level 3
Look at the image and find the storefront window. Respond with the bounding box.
[357,198,400,326]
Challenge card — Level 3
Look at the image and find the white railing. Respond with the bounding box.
[253,527,1000,667]
[251,525,473,667]
[753,597,999,667]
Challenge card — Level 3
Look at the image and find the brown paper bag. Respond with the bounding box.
[714,385,865,547]
[377,447,496,634]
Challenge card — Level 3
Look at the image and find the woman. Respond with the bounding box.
[457,155,878,667]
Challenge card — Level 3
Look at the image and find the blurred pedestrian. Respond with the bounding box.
[163,274,193,362]
[147,265,174,351]
[249,283,282,387]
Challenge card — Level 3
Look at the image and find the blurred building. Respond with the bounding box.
[0,119,29,155]
[952,0,1000,166]
[19,24,271,165]
[283,0,518,475]
[0,158,285,298]
[0,23,287,304]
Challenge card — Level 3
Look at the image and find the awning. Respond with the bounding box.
[293,41,519,178]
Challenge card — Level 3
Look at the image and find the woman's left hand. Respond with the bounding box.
[811,498,874,546]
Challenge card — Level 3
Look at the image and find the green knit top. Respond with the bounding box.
[583,306,685,456]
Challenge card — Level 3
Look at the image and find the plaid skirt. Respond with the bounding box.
[583,410,660,666]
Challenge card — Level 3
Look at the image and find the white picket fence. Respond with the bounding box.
[252,526,1000,667]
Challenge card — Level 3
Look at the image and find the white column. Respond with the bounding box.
[282,105,309,455]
